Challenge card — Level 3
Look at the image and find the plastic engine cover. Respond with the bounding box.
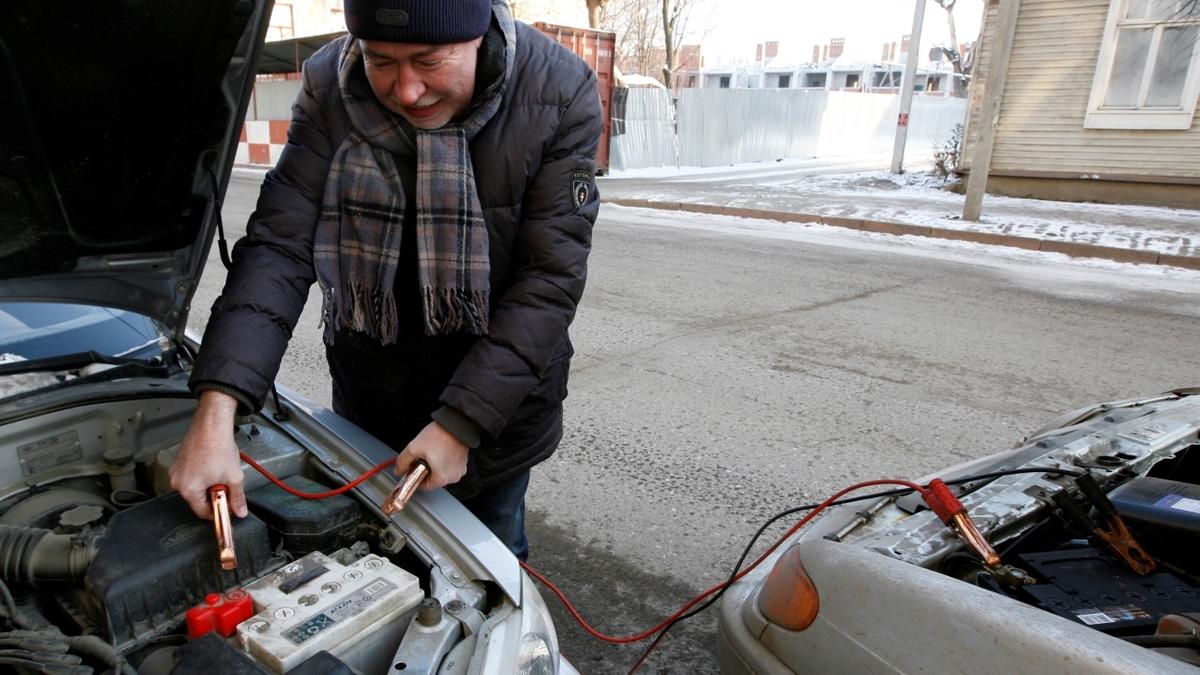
[85,492,275,645]
[246,476,363,555]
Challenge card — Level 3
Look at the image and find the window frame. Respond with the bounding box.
[1085,0,1200,130]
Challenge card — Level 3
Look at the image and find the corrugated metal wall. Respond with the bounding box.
[611,88,966,170]
[676,89,827,166]
[610,87,679,169]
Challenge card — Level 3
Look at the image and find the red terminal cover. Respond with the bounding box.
[921,479,965,524]
[186,589,254,639]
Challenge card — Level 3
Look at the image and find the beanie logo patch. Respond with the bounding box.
[374,8,410,27]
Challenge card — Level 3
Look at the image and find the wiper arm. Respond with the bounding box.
[0,350,168,377]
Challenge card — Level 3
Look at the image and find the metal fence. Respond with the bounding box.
[610,88,967,171]
[609,87,679,170]
[247,79,302,121]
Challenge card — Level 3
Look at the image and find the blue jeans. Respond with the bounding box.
[459,470,531,561]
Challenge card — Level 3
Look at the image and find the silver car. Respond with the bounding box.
[718,390,1200,674]
[0,2,570,673]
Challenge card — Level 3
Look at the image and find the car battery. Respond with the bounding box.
[1107,476,1200,536]
[1018,547,1200,635]
[237,550,422,673]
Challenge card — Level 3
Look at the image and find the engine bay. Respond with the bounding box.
[0,393,498,674]
[936,446,1200,667]
[826,394,1200,669]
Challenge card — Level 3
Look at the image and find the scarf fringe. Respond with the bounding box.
[423,287,490,336]
[340,280,401,345]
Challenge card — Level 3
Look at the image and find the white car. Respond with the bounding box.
[0,2,570,673]
[718,389,1200,673]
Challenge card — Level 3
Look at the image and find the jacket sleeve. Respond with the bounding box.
[189,60,333,413]
[439,69,602,438]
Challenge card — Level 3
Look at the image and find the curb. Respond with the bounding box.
[604,199,1200,272]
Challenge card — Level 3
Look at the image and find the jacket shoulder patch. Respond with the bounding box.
[571,169,593,209]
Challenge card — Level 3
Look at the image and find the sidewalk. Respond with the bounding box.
[598,164,1200,271]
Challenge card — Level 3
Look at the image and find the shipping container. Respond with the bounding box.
[532,22,615,174]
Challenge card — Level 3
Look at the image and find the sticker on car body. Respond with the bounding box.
[18,431,82,476]
[1119,423,1170,445]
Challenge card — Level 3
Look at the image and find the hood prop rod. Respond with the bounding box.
[205,162,234,271]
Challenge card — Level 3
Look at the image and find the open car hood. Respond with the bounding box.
[0,1,273,338]
[819,389,1200,563]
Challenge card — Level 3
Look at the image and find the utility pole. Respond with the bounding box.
[964,0,1022,221]
[891,0,926,174]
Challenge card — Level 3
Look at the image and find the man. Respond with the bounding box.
[169,0,601,560]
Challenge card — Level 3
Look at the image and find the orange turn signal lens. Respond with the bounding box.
[757,545,820,631]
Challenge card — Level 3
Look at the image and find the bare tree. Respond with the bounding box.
[937,0,959,57]
[661,0,678,88]
[598,0,661,77]
[597,0,706,86]
[932,0,969,96]
[585,0,607,29]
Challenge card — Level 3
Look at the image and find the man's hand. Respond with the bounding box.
[395,421,469,491]
[170,390,249,520]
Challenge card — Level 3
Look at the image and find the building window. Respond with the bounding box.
[1086,0,1200,129]
[719,75,731,88]
[805,73,827,88]
[778,74,791,88]
[845,73,860,89]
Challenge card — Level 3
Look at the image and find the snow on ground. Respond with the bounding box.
[603,162,1200,257]
[603,203,1200,303]
[775,171,1200,257]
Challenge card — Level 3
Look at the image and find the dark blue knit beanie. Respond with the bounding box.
[344,0,492,44]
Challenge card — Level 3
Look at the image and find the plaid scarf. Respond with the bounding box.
[314,3,514,345]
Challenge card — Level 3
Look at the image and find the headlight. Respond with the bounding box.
[516,573,560,675]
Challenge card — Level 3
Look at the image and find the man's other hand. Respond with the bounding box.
[395,421,469,490]
[170,390,249,520]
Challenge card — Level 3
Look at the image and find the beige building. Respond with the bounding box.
[266,1,345,41]
[963,0,1200,208]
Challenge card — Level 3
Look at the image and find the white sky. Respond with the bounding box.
[529,0,987,67]
[694,0,987,65]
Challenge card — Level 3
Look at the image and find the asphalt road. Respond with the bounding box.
[192,171,1200,673]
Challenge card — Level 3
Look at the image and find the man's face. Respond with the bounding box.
[361,38,482,130]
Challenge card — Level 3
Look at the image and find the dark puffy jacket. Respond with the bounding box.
[191,22,601,497]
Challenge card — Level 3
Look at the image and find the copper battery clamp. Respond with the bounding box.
[209,484,238,570]
[382,460,430,515]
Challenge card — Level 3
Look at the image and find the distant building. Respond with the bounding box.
[681,37,966,96]
[265,1,345,41]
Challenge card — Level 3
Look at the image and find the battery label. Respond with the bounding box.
[285,613,335,645]
[326,577,398,623]
[1073,605,1151,626]
[1153,493,1200,514]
